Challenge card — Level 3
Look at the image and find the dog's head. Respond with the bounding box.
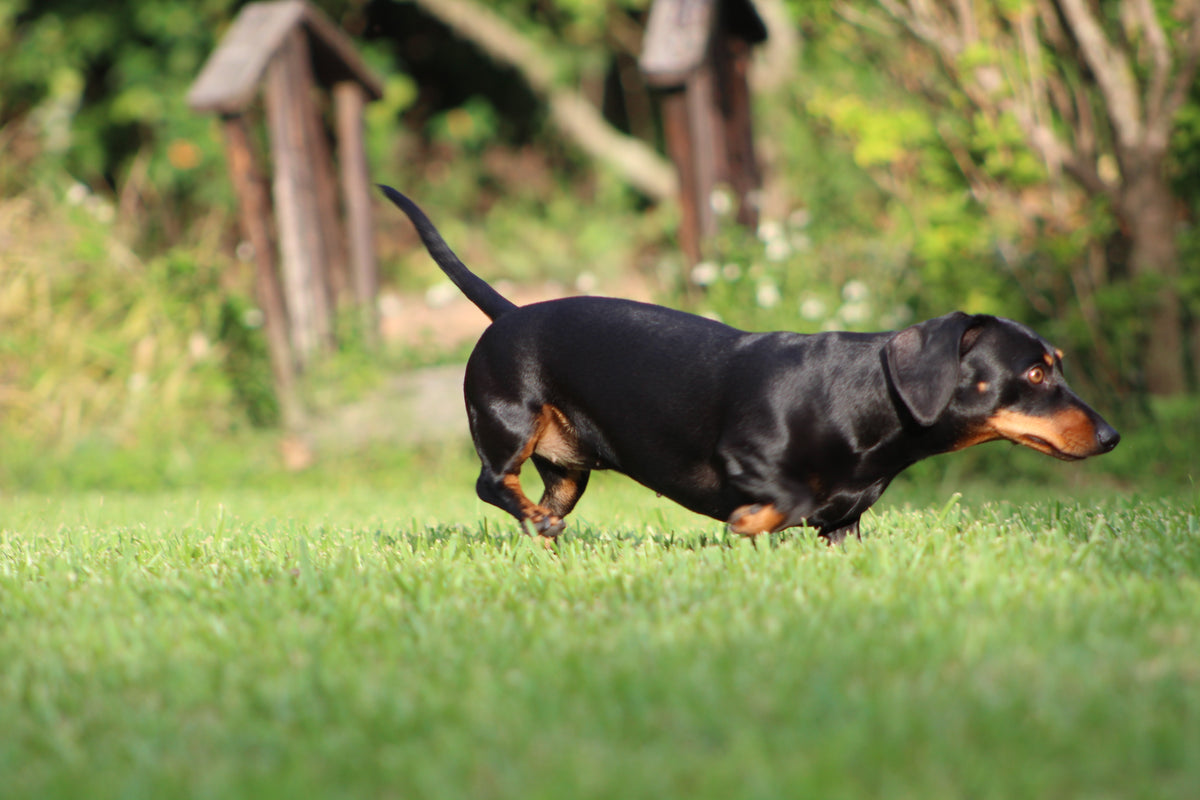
[884,312,1120,460]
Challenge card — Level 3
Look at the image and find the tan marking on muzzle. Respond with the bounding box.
[987,407,1100,459]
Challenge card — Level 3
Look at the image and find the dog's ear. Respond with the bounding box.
[884,312,984,426]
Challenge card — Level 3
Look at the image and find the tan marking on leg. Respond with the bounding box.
[501,473,543,518]
[728,504,787,536]
[541,470,585,516]
[533,405,585,467]
[500,409,571,537]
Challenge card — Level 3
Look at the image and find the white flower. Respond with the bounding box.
[690,261,719,286]
[188,332,211,360]
[377,291,404,318]
[574,271,597,293]
[765,238,791,262]
[710,187,733,216]
[757,219,783,243]
[66,182,89,206]
[840,302,871,325]
[756,281,781,309]
[800,296,827,321]
[842,280,870,303]
[87,196,114,223]
[425,281,458,308]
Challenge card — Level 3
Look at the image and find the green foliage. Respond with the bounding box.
[0,0,237,220]
[807,89,934,169]
[0,187,243,456]
[791,5,1200,395]
[1,484,1198,798]
[428,96,501,153]
[218,297,280,428]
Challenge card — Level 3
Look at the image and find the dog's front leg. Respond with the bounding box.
[727,502,788,536]
[720,445,815,538]
[820,519,861,546]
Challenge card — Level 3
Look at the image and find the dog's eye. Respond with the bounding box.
[1026,365,1047,385]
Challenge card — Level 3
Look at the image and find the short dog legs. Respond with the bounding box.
[470,403,589,539]
[820,519,861,546]
[475,470,565,537]
[728,503,862,546]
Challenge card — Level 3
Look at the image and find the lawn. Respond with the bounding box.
[2,456,1198,799]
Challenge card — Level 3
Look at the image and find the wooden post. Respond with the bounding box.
[686,61,719,244]
[264,28,333,365]
[334,80,379,346]
[713,32,760,228]
[304,79,349,309]
[188,0,385,431]
[660,89,702,267]
[219,113,303,427]
[640,0,766,265]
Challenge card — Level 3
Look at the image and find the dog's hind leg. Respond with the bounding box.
[469,403,567,537]
[532,455,591,518]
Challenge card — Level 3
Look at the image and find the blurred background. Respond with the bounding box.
[0,0,1196,495]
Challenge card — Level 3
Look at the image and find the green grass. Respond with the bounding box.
[2,462,1198,799]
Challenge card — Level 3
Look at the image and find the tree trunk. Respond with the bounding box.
[1119,154,1186,395]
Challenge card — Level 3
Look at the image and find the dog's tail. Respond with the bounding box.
[378,184,518,321]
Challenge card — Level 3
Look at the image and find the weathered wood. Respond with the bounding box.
[713,32,760,228]
[219,113,303,426]
[188,0,382,114]
[304,81,349,309]
[641,0,766,263]
[686,62,720,243]
[334,81,379,345]
[640,0,716,87]
[264,28,332,365]
[660,90,702,267]
[192,0,384,422]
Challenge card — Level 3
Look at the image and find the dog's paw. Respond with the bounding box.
[528,512,565,538]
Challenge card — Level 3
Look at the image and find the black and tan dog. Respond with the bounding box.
[380,186,1119,544]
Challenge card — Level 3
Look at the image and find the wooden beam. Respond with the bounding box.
[218,113,303,427]
[713,32,761,228]
[334,81,379,345]
[686,63,719,243]
[660,89,702,267]
[264,27,333,365]
[640,0,716,87]
[305,83,349,309]
[188,0,382,114]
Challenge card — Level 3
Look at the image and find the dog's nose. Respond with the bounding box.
[1096,421,1120,452]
